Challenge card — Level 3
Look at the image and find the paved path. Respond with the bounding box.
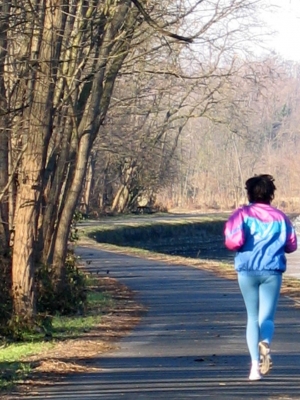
[11,245,300,399]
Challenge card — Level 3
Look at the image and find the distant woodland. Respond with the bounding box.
[157,60,300,212]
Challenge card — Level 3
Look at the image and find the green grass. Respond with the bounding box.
[0,341,52,390]
[0,289,114,392]
[87,291,114,308]
[50,292,113,340]
[0,342,51,363]
[51,315,102,339]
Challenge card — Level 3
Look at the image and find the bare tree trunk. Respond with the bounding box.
[12,172,40,318]
[80,154,95,214]
[111,159,137,212]
[50,3,137,293]
[41,125,73,263]
[52,133,90,283]
[111,184,130,213]
[12,2,65,320]
[0,1,11,247]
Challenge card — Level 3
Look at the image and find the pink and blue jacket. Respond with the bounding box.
[224,203,297,275]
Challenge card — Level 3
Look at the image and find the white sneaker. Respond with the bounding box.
[249,361,262,381]
[259,341,272,375]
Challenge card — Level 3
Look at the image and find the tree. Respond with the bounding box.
[84,0,263,214]
[0,1,10,246]
[6,0,141,322]
[0,0,264,325]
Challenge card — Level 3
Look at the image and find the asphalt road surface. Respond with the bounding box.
[10,243,300,400]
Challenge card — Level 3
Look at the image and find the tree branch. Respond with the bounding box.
[131,0,193,43]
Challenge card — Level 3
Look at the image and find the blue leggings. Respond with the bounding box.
[238,273,282,361]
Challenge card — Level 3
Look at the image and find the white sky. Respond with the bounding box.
[262,0,300,61]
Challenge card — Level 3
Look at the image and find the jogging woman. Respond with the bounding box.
[224,174,297,381]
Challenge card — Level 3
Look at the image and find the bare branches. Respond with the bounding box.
[131,0,193,43]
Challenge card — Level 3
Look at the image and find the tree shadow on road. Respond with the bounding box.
[5,353,300,399]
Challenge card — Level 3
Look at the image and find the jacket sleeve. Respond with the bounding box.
[284,218,298,253]
[224,208,245,251]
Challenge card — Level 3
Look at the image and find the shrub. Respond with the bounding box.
[36,251,88,316]
[0,252,13,338]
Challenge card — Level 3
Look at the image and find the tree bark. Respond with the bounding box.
[12,1,65,320]
[0,1,11,247]
[50,2,137,292]
[80,154,95,214]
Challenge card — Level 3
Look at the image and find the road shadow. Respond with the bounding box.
[7,353,300,399]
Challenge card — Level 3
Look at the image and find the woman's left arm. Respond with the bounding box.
[224,208,245,251]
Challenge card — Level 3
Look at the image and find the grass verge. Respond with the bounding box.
[1,276,144,398]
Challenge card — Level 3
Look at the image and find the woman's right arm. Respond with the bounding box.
[284,217,297,253]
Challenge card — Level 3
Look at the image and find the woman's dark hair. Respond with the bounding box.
[245,174,276,204]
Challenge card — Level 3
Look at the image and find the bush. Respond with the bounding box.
[36,251,88,316]
[0,252,13,337]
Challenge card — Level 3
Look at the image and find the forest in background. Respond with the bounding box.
[158,60,300,212]
[1,0,298,333]
[81,16,300,215]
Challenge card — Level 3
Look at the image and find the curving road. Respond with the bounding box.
[11,242,300,400]
[79,216,300,279]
